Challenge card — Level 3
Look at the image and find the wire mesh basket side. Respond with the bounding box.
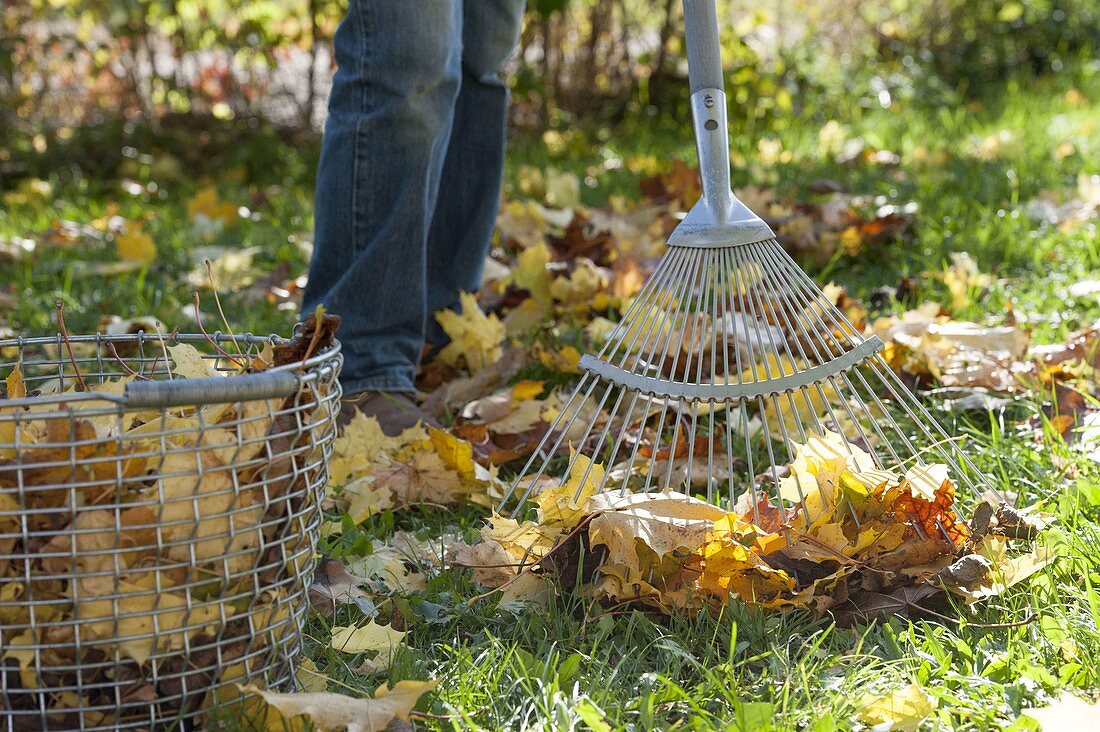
[0,332,342,730]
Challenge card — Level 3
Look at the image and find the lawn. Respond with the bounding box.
[2,71,1100,730]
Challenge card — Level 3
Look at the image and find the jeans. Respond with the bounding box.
[304,0,525,394]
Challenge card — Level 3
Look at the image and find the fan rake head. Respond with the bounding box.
[498,236,991,544]
[497,0,993,545]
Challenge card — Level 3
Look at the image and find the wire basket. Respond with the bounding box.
[0,330,342,730]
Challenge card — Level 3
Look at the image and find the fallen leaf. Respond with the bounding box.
[859,683,938,732]
[453,538,518,587]
[435,292,506,373]
[347,547,427,594]
[549,258,609,306]
[513,242,553,304]
[5,359,26,399]
[371,452,468,506]
[534,453,604,528]
[343,476,394,522]
[330,622,405,657]
[116,221,156,264]
[833,584,941,626]
[310,558,373,617]
[242,679,438,732]
[1021,693,1100,730]
[498,572,553,607]
[77,579,226,665]
[167,343,220,379]
[536,344,582,374]
[587,491,725,572]
[422,347,526,418]
[947,537,1056,603]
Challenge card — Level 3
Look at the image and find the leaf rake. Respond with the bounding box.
[499,0,994,545]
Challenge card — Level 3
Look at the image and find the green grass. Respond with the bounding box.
[3,72,1100,729]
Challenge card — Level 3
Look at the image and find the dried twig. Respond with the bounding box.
[205,259,244,356]
[297,304,327,372]
[192,292,245,367]
[106,342,150,380]
[55,301,87,391]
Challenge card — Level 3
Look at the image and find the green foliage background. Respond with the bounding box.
[3,0,1097,140]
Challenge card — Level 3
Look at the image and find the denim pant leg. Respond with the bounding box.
[423,0,526,348]
[305,0,462,394]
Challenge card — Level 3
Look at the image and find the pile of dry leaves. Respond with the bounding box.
[448,430,1053,624]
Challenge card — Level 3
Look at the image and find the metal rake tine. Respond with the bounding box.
[750,244,842,440]
[714,240,740,506]
[639,248,707,494]
[673,249,718,492]
[602,248,689,363]
[502,374,599,511]
[738,243,811,445]
[751,241,874,480]
[868,356,1000,497]
[596,247,680,360]
[760,244,926,474]
[564,384,628,502]
[730,247,795,519]
[604,247,701,494]
[748,242,866,521]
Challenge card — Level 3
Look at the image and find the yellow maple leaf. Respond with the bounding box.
[343,476,394,522]
[1,362,24,459]
[513,242,553,304]
[187,186,239,225]
[696,515,795,605]
[779,431,877,526]
[859,683,937,732]
[329,413,425,486]
[536,344,582,374]
[78,579,227,665]
[372,450,468,505]
[428,426,477,480]
[503,297,549,337]
[242,679,438,732]
[348,547,427,594]
[483,514,561,561]
[330,621,406,656]
[116,221,156,264]
[435,292,505,373]
[166,343,220,379]
[453,538,519,587]
[587,491,725,572]
[512,380,545,401]
[534,453,604,528]
[549,259,607,306]
[5,360,25,399]
[295,658,328,694]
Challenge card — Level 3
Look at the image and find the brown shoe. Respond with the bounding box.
[338,391,439,436]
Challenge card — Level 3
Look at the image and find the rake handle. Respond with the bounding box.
[683,0,724,93]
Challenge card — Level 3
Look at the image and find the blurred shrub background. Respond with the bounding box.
[2,0,1097,187]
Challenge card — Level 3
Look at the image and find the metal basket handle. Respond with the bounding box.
[121,370,301,409]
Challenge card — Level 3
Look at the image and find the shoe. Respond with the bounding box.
[338,390,439,436]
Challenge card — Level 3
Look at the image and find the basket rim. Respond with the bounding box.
[0,330,342,410]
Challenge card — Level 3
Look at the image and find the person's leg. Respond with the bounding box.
[305,0,463,395]
[423,0,526,348]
